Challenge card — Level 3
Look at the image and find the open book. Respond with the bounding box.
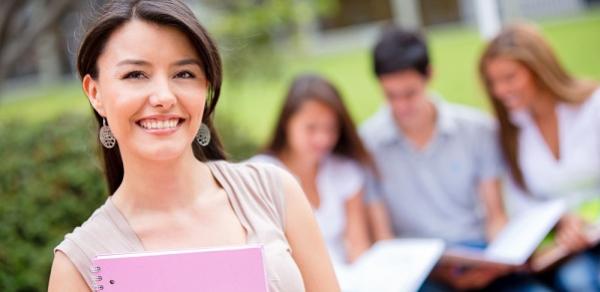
[337,239,445,292]
[530,198,600,272]
[90,245,268,292]
[441,200,566,267]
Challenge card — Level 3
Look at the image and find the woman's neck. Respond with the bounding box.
[529,91,557,119]
[278,148,321,209]
[113,147,215,213]
[278,149,320,178]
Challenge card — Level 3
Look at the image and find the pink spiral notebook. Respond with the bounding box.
[90,245,268,292]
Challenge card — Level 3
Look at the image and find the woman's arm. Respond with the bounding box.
[48,251,90,292]
[281,169,341,292]
[366,201,395,241]
[344,190,372,262]
[479,178,508,241]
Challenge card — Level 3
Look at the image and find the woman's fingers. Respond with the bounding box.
[557,215,591,253]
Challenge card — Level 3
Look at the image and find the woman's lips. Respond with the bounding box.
[136,117,185,134]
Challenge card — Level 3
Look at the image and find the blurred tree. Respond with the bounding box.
[0,0,337,94]
[201,0,337,81]
[0,0,78,92]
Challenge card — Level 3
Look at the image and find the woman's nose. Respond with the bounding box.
[149,78,177,109]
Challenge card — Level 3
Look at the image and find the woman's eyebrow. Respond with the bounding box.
[173,58,202,67]
[116,59,151,66]
[115,58,202,68]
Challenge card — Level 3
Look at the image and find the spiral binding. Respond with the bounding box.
[90,265,103,291]
[90,265,101,273]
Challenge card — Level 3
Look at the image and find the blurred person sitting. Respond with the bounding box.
[250,74,372,268]
[480,22,600,291]
[359,27,551,292]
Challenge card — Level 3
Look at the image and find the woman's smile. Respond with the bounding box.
[135,114,186,135]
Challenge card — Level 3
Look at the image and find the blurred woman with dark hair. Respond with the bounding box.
[480,22,600,291]
[251,74,373,267]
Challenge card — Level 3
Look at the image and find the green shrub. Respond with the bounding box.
[215,114,261,161]
[0,114,105,291]
[0,113,258,291]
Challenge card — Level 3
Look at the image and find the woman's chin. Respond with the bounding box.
[506,102,528,112]
[135,144,190,162]
[499,96,527,112]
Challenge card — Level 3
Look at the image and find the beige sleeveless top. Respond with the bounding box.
[54,161,305,291]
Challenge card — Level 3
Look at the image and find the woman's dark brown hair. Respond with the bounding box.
[77,0,227,194]
[265,73,374,169]
[479,23,597,191]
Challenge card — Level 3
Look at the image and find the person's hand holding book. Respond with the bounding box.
[432,263,511,290]
[556,213,594,254]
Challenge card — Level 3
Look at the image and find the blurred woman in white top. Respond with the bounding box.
[250,74,372,266]
[480,22,600,291]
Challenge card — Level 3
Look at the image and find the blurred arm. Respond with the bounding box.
[367,201,395,241]
[282,169,341,292]
[344,189,372,263]
[479,178,508,241]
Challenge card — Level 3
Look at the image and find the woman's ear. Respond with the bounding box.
[83,74,106,116]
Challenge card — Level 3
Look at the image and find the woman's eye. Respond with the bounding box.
[122,71,147,79]
[175,71,195,79]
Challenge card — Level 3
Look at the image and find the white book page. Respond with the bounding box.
[484,200,565,264]
[338,239,445,292]
[95,244,263,260]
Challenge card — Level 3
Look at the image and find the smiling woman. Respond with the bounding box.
[480,23,600,291]
[47,1,340,292]
[85,20,213,172]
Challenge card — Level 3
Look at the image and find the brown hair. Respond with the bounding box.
[479,22,597,190]
[264,73,374,170]
[77,0,227,194]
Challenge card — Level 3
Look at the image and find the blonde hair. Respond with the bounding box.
[479,22,598,191]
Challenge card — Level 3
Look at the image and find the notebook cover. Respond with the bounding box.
[91,245,268,292]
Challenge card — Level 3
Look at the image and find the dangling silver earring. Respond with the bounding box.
[196,123,211,146]
[99,118,116,149]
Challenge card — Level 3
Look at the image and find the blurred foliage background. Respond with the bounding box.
[0,0,599,291]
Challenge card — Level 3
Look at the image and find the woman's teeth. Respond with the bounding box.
[139,119,179,130]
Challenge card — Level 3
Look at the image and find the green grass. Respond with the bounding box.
[0,84,89,124]
[2,9,600,145]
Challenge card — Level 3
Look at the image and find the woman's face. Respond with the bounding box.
[84,20,208,162]
[485,57,538,111]
[286,100,339,163]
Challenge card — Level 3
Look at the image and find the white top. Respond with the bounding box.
[249,154,365,264]
[506,88,600,213]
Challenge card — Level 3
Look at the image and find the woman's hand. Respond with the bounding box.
[556,213,592,254]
